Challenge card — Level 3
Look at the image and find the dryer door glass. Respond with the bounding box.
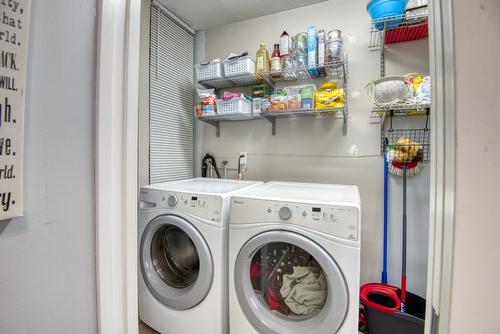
[250,242,327,320]
[140,215,213,310]
[234,230,348,334]
[151,225,200,288]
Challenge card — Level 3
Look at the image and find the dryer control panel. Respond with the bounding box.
[140,188,223,223]
[231,198,360,241]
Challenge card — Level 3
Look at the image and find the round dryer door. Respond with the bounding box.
[140,215,213,310]
[234,230,348,334]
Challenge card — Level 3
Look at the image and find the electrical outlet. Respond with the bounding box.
[239,152,248,165]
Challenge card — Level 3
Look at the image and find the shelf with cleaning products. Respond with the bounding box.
[196,27,349,138]
[196,56,349,137]
[197,57,348,90]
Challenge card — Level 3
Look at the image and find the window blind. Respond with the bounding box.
[149,3,194,184]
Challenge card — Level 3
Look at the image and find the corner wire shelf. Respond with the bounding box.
[369,6,429,78]
[368,6,431,161]
[370,102,430,118]
[369,6,429,51]
[197,57,349,137]
[197,58,348,90]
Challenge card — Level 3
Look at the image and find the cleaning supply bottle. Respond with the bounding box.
[256,42,270,74]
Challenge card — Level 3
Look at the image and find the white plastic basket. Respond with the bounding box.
[223,57,255,77]
[195,62,224,81]
[216,98,252,115]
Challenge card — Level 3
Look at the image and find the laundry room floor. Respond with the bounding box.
[139,321,363,334]
[139,321,159,334]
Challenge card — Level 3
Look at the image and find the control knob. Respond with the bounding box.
[279,207,292,220]
[167,195,178,207]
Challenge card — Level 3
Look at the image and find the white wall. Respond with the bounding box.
[448,0,500,332]
[201,0,430,295]
[0,1,97,333]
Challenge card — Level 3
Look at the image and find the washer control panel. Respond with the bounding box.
[279,206,292,220]
[167,195,178,207]
[231,198,359,241]
[140,188,222,223]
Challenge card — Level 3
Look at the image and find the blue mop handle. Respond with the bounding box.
[382,153,388,284]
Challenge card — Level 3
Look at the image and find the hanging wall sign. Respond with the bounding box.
[0,0,30,220]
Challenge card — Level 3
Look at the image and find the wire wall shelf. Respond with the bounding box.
[370,103,430,118]
[263,107,345,119]
[369,6,429,50]
[263,106,348,136]
[196,112,262,137]
[198,76,267,90]
[196,105,349,137]
[197,113,262,122]
[197,57,349,137]
[270,59,347,83]
[198,58,348,90]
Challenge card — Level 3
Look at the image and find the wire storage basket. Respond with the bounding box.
[195,62,224,81]
[196,62,235,88]
[223,56,255,77]
[383,128,430,163]
[216,98,252,115]
[223,56,257,86]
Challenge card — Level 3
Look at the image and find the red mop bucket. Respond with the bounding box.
[360,283,425,334]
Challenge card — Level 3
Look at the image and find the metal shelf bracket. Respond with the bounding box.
[204,120,220,137]
[266,117,276,136]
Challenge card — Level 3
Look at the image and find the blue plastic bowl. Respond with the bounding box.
[367,0,408,30]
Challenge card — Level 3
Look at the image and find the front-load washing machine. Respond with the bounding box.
[229,181,361,334]
[139,178,262,334]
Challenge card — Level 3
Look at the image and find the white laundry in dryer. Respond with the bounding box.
[138,178,262,334]
[229,181,361,334]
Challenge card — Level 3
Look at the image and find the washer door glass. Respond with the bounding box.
[151,225,200,288]
[235,231,348,334]
[250,242,328,320]
[141,215,213,310]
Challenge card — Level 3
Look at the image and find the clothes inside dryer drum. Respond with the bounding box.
[151,225,200,288]
[280,266,328,315]
[250,242,328,320]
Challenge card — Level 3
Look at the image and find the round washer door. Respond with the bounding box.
[234,230,348,334]
[140,214,213,310]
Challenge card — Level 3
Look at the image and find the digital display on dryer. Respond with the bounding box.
[312,207,321,212]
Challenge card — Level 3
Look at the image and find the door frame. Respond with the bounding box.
[425,0,456,333]
[94,0,456,333]
[95,0,141,333]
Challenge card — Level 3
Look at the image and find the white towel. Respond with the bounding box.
[280,266,328,315]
